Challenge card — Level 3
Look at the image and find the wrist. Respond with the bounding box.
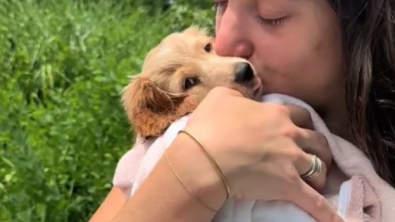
[165,133,227,211]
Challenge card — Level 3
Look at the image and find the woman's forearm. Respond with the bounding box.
[110,136,225,222]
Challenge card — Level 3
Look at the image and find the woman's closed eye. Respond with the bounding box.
[214,0,288,28]
[255,0,293,28]
[255,16,287,27]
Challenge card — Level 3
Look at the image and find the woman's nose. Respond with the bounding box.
[214,9,253,59]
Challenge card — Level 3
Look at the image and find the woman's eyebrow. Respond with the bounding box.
[262,0,301,5]
[283,0,301,3]
[258,0,300,9]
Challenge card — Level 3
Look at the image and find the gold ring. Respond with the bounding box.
[300,155,323,179]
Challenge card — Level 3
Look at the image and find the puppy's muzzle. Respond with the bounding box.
[234,62,254,84]
[232,62,262,100]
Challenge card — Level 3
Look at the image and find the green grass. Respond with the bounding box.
[0,0,214,221]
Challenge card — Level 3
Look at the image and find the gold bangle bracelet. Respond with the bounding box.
[164,152,217,212]
[178,130,231,200]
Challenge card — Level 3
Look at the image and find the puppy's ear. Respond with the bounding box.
[122,76,198,139]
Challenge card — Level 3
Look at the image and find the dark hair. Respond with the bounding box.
[329,0,395,186]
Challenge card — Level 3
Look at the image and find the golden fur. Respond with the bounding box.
[122,26,262,140]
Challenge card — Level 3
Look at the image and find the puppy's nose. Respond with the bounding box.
[235,62,254,83]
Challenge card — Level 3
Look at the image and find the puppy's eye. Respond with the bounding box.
[204,43,212,53]
[183,77,199,90]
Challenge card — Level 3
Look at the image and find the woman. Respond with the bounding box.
[89,0,395,222]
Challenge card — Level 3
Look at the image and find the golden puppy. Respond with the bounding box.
[122,26,263,140]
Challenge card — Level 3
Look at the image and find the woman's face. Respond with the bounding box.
[214,0,346,123]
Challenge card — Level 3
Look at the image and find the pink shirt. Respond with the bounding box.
[112,137,152,191]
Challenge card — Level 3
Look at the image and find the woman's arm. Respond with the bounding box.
[89,138,148,222]
[88,187,129,222]
[110,135,226,222]
[94,88,344,222]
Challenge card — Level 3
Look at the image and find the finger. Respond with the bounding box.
[294,128,332,171]
[295,152,327,192]
[288,179,345,222]
[284,105,314,130]
[209,86,245,99]
[227,84,253,99]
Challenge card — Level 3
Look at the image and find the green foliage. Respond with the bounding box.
[0,0,214,221]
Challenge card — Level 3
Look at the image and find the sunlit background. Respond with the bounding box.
[0,0,214,221]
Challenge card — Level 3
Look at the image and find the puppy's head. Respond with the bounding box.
[123,26,263,139]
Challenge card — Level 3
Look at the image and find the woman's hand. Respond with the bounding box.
[173,86,341,222]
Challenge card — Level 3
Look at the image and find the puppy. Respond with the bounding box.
[122,26,263,140]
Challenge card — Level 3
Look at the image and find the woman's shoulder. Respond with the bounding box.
[112,137,152,189]
[112,115,190,190]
